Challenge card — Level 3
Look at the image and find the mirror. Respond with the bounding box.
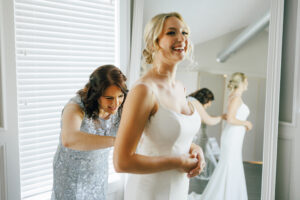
[0,34,3,129]
[129,0,283,199]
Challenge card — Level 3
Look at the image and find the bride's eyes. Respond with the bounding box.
[167,31,176,35]
[166,31,189,36]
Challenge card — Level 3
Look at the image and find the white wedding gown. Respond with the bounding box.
[189,103,250,200]
[125,99,201,200]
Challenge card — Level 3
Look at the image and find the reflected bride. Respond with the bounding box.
[189,72,252,200]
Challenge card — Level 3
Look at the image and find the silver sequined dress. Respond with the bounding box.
[51,95,119,200]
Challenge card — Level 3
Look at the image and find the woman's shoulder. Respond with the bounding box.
[128,79,158,111]
[64,96,85,115]
[68,95,83,106]
[187,96,197,102]
[228,94,242,102]
[131,78,156,94]
[228,95,243,108]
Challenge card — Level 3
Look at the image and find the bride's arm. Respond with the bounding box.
[113,84,197,174]
[227,96,251,130]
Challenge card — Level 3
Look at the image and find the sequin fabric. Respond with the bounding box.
[51,95,119,200]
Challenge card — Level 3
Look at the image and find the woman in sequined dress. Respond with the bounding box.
[51,65,127,200]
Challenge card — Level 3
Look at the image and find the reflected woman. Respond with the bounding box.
[190,72,252,200]
[51,65,127,200]
[188,88,226,180]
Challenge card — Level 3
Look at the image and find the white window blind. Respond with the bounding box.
[14,0,121,199]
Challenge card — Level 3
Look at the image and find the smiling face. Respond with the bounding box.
[98,85,125,115]
[156,16,189,64]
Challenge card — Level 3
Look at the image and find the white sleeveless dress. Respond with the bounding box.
[189,103,250,200]
[125,98,201,200]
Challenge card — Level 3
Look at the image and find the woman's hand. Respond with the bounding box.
[221,114,227,120]
[179,154,198,173]
[244,121,253,131]
[186,144,206,178]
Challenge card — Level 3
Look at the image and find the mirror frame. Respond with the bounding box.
[262,0,284,199]
[128,0,284,199]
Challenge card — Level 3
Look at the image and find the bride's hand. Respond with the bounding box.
[244,121,253,131]
[187,148,206,178]
[179,154,198,173]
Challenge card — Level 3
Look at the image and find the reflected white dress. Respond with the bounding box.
[125,98,201,200]
[189,103,249,200]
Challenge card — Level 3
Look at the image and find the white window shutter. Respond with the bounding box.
[14,0,120,199]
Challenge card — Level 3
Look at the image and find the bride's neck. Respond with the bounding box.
[151,62,177,85]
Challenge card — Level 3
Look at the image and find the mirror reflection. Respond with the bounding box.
[140,0,270,199]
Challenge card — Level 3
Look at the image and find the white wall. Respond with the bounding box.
[176,71,199,95]
[275,0,300,199]
[0,33,3,128]
[142,0,270,45]
[193,27,269,77]
[197,72,225,144]
[0,0,21,199]
[241,77,266,162]
[279,0,298,123]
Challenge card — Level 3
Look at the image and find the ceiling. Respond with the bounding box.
[143,0,271,45]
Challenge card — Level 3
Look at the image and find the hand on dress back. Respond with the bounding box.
[245,121,253,131]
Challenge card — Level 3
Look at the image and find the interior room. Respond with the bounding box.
[0,0,299,200]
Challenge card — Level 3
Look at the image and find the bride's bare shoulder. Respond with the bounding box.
[228,95,242,108]
[132,71,159,89]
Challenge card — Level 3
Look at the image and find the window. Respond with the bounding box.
[14,0,121,199]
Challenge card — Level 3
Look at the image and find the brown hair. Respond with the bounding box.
[77,65,128,119]
[189,88,214,105]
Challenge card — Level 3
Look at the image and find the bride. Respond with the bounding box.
[189,72,252,200]
[113,12,207,200]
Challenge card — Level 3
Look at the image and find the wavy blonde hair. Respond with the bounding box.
[227,72,247,90]
[142,12,193,65]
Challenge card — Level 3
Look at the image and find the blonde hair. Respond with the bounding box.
[227,72,247,90]
[142,12,193,65]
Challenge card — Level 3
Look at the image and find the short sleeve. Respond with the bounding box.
[108,112,121,137]
[187,96,197,102]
